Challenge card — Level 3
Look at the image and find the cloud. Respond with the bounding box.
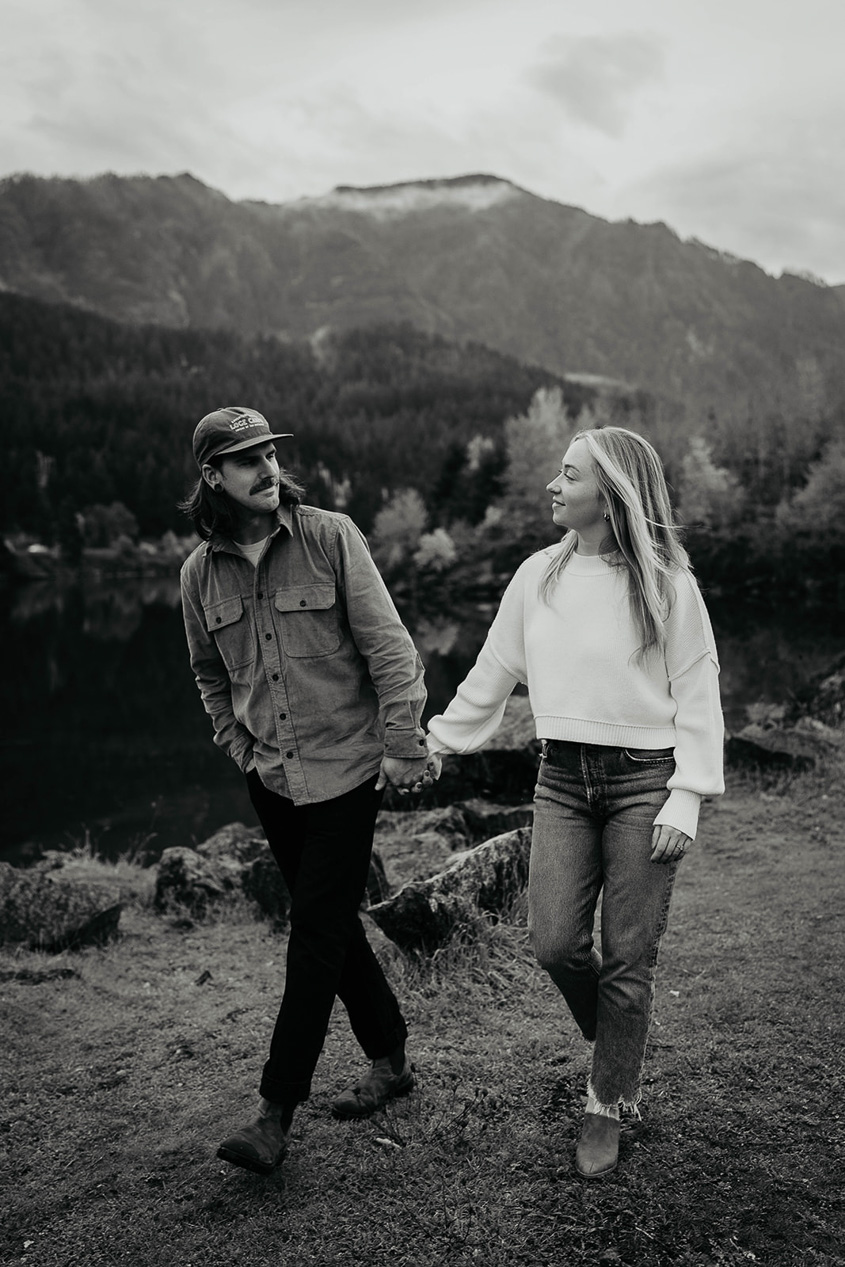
[527,32,665,137]
[623,111,845,282]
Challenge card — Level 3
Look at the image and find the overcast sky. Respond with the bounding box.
[3,0,843,283]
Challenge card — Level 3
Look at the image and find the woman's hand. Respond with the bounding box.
[650,823,692,863]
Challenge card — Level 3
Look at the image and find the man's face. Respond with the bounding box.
[205,441,281,519]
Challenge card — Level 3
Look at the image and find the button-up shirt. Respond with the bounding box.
[180,504,427,804]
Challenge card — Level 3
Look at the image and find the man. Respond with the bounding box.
[180,405,436,1175]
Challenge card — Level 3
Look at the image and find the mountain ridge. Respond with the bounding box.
[1,170,844,423]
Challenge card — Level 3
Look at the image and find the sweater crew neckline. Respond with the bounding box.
[565,551,619,576]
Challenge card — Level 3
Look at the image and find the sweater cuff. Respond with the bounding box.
[654,789,702,841]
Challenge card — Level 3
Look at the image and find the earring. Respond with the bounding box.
[603,510,610,522]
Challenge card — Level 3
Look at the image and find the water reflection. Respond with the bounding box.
[1,577,843,865]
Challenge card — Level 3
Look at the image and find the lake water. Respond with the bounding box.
[2,576,843,866]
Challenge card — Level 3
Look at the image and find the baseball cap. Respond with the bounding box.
[192,406,293,468]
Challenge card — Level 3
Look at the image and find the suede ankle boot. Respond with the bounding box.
[217,1098,291,1175]
[575,1112,621,1178]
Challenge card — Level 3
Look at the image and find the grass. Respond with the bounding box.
[2,763,844,1267]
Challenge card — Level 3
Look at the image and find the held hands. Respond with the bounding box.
[376,753,442,796]
[650,823,692,864]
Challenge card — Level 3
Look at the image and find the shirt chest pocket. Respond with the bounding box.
[203,595,255,672]
[274,584,341,658]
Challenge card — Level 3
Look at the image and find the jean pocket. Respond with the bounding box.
[624,747,675,763]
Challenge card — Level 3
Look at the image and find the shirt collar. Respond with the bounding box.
[205,504,294,556]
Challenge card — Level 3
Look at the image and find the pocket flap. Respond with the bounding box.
[204,595,244,631]
[274,584,336,613]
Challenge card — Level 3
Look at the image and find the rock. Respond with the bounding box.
[787,653,845,728]
[383,695,540,811]
[423,748,541,806]
[239,851,291,926]
[0,861,122,953]
[458,799,534,842]
[154,824,385,925]
[367,827,531,953]
[374,806,473,888]
[374,800,534,891]
[195,822,266,868]
[726,722,841,771]
[154,846,233,914]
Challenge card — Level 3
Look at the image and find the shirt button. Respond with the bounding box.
[215,616,222,624]
[299,599,307,607]
[272,673,279,682]
[265,633,272,640]
[257,591,264,599]
[285,751,294,759]
[279,712,286,720]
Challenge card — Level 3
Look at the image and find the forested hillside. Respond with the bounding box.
[0,292,584,542]
[3,289,845,607]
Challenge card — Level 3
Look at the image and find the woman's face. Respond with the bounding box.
[547,437,606,536]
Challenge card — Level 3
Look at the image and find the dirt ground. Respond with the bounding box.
[1,763,844,1266]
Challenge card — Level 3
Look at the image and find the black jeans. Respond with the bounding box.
[246,769,408,1104]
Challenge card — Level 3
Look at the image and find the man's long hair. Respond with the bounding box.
[180,463,306,540]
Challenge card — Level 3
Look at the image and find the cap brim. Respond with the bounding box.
[214,432,294,456]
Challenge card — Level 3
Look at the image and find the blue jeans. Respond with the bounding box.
[246,771,408,1104]
[529,740,679,1111]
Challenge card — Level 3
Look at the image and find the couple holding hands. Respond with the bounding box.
[180,408,723,1181]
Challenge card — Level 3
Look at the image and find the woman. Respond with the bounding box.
[426,427,724,1178]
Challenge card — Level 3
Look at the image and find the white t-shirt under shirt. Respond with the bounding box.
[426,548,724,840]
[233,535,270,569]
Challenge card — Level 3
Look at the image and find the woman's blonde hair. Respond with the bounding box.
[540,426,689,658]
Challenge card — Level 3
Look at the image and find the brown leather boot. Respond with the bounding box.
[332,1055,415,1119]
[217,1099,290,1175]
[575,1112,620,1178]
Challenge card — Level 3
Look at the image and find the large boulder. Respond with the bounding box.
[367,827,531,954]
[154,823,291,922]
[154,846,234,915]
[154,823,388,924]
[196,823,291,924]
[0,861,122,953]
[374,800,533,890]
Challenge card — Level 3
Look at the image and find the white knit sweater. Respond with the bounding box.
[427,548,725,840]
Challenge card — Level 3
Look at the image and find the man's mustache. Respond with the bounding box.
[251,478,279,494]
